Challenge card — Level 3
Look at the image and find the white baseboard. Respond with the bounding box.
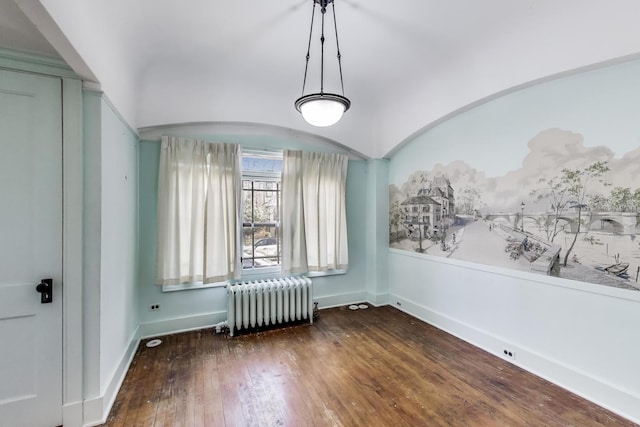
[82,396,103,427]
[83,326,140,427]
[366,291,390,306]
[138,311,227,339]
[137,294,373,340]
[314,291,368,309]
[62,401,83,427]
[137,296,372,342]
[390,294,640,425]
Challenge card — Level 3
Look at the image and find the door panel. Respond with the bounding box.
[0,69,62,427]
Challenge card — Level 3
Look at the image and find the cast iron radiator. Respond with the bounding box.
[226,276,313,336]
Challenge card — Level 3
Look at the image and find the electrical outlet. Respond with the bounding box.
[503,349,515,359]
[149,304,160,311]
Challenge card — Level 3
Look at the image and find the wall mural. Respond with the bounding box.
[388,50,640,296]
[389,129,640,291]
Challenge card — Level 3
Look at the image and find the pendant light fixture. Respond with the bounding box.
[295,0,351,127]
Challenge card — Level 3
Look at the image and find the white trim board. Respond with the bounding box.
[82,327,140,427]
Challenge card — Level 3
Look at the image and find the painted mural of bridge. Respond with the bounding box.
[484,211,640,235]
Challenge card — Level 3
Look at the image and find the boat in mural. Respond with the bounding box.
[603,262,629,276]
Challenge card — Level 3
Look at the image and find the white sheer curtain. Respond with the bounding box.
[281,150,349,273]
[156,136,241,285]
[203,143,242,282]
[281,150,308,274]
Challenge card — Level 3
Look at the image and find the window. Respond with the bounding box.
[157,142,347,291]
[241,155,282,273]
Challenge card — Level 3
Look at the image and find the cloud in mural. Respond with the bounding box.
[394,128,639,213]
[522,129,614,173]
[611,145,640,187]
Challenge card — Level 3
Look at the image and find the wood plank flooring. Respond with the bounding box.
[103,305,637,426]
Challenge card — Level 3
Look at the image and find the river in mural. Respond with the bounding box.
[389,129,640,291]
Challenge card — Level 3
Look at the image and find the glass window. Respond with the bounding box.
[241,154,282,272]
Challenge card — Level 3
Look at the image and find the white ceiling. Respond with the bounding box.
[3,0,640,158]
[0,0,58,58]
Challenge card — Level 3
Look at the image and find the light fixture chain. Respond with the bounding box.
[320,3,326,94]
[301,2,317,97]
[331,2,345,97]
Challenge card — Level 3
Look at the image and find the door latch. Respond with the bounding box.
[35,278,53,304]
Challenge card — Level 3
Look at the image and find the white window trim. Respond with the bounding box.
[162,280,229,292]
[161,268,346,291]
[307,269,347,277]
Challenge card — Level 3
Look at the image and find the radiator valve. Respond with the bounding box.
[313,301,319,320]
[213,320,229,334]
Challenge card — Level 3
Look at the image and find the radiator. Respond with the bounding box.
[227,276,313,337]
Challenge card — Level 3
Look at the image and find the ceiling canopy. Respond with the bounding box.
[4,0,640,158]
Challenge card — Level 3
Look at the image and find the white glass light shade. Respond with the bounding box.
[300,99,344,127]
[295,93,351,127]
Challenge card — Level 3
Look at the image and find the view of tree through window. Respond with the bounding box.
[241,155,282,270]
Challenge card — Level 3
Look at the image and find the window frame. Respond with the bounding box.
[240,167,282,277]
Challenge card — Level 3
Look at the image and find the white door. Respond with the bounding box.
[0,69,63,427]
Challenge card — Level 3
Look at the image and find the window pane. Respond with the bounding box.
[242,157,282,173]
[241,155,282,272]
[243,181,280,224]
[242,225,280,270]
[253,257,279,269]
[253,181,278,191]
[242,189,253,223]
[243,225,278,246]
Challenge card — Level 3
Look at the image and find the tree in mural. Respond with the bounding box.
[634,188,640,211]
[530,176,574,243]
[608,187,629,212]
[402,171,430,198]
[634,189,640,211]
[588,186,640,212]
[588,193,609,212]
[608,186,640,212]
[561,161,610,266]
[530,161,610,265]
[389,200,403,242]
[457,185,483,215]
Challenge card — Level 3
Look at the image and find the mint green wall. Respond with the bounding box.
[99,97,139,392]
[365,159,389,305]
[387,59,640,423]
[137,135,374,335]
[82,90,139,413]
[82,91,102,400]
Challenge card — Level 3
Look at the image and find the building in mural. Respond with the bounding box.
[400,176,455,247]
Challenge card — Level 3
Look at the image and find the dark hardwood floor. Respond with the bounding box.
[103,305,636,426]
